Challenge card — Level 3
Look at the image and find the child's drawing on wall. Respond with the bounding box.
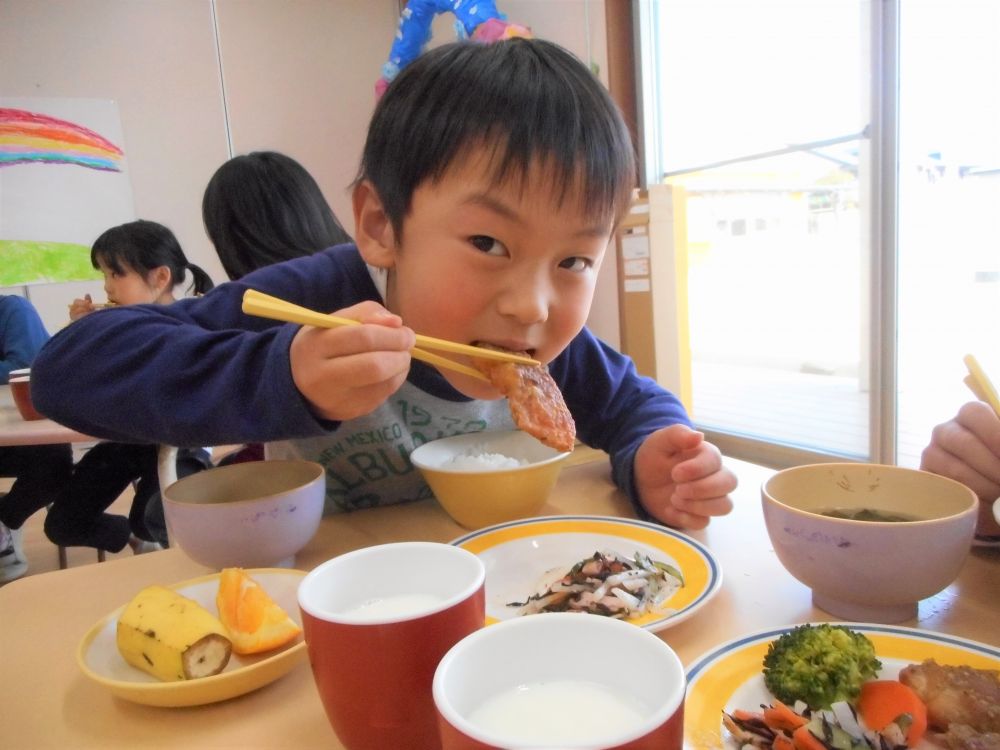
[0,98,134,286]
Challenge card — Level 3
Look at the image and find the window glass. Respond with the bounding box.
[648,0,871,458]
[897,0,1000,466]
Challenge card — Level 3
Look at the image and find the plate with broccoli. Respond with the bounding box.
[683,623,1000,750]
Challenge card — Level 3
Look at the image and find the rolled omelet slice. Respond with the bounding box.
[116,585,232,681]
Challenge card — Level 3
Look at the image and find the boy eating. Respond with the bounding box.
[33,38,736,529]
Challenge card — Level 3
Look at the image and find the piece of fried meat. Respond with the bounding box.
[899,659,1000,734]
[471,346,575,453]
[930,723,1000,750]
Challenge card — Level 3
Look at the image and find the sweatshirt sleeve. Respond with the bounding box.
[551,330,692,517]
[0,296,50,383]
[31,254,349,447]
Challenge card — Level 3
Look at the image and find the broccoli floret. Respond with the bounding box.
[762,624,881,709]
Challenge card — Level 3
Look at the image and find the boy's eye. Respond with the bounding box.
[560,257,593,272]
[469,235,508,257]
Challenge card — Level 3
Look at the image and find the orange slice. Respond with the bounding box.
[216,568,302,655]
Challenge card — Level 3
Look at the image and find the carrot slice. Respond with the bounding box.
[792,725,826,750]
[774,733,795,750]
[857,680,927,746]
[764,700,809,732]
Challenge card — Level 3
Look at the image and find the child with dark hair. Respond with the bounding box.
[45,220,214,554]
[203,151,352,281]
[33,38,736,529]
[69,219,214,319]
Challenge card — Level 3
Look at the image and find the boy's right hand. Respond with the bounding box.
[69,293,96,321]
[288,301,416,422]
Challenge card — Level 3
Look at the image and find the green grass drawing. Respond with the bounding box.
[0,239,100,285]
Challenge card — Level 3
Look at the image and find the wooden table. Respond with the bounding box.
[0,385,95,446]
[2,454,997,748]
[0,384,178,489]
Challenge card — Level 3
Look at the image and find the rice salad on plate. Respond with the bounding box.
[508,550,685,620]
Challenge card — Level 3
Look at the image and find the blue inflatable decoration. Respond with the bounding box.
[376,0,531,97]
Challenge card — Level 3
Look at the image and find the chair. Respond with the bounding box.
[57,544,104,569]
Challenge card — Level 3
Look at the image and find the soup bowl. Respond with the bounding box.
[762,462,978,623]
[409,430,571,529]
[163,460,325,569]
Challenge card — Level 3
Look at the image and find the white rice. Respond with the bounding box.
[442,451,527,471]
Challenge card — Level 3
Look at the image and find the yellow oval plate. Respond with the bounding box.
[683,623,1000,750]
[76,568,307,708]
[451,515,722,632]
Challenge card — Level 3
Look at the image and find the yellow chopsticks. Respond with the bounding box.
[241,289,540,381]
[963,354,1000,417]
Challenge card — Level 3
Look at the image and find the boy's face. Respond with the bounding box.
[356,148,615,399]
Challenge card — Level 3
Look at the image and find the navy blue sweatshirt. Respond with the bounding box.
[32,244,690,510]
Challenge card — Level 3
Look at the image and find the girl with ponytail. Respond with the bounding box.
[69,219,213,319]
[47,220,215,554]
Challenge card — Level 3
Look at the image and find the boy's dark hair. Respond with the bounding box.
[92,219,214,295]
[358,37,636,238]
[203,151,352,281]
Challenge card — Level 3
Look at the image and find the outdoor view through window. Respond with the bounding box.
[645,0,999,466]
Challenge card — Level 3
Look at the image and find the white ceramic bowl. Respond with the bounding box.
[410,430,570,529]
[433,613,685,749]
[163,460,325,569]
[762,462,978,623]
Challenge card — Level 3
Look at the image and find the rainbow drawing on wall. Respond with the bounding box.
[0,107,124,172]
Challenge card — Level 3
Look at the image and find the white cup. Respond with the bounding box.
[434,613,686,749]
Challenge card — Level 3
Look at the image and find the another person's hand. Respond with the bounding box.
[289,301,416,422]
[69,293,97,321]
[633,424,737,529]
[920,400,1000,536]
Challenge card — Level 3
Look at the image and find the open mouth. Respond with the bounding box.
[471,341,535,359]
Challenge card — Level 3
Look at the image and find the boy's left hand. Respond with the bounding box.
[633,424,737,530]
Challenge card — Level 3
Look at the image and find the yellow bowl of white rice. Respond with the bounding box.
[410,430,571,529]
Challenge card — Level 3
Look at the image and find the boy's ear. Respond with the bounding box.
[352,180,397,267]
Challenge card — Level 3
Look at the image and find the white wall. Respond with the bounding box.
[1,0,620,346]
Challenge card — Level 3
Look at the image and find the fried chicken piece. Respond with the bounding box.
[930,723,1000,750]
[899,659,1000,733]
[471,347,575,453]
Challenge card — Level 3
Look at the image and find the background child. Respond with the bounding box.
[33,38,736,529]
[0,294,73,582]
[204,150,352,465]
[921,400,1000,541]
[202,150,352,281]
[44,220,214,554]
[137,152,354,543]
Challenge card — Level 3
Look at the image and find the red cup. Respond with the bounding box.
[9,373,43,421]
[298,542,485,750]
[433,613,685,749]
